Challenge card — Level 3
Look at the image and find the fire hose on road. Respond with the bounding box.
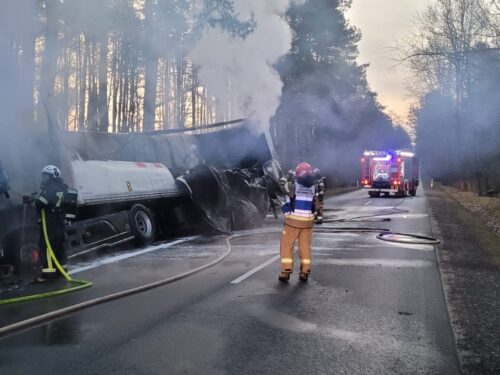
[0,229,248,339]
[0,196,441,338]
[0,209,93,305]
[318,199,440,244]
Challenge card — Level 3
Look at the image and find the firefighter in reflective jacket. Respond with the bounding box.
[313,168,326,224]
[278,162,317,282]
[29,165,67,282]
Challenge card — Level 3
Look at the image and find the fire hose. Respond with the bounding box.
[0,209,92,305]
[0,209,440,338]
[0,230,245,339]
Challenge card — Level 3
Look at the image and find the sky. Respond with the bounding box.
[347,0,430,122]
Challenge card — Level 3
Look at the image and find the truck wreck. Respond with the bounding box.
[0,119,282,276]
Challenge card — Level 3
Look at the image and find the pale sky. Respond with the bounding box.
[347,0,430,121]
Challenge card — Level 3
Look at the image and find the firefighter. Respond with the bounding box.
[313,168,326,224]
[278,162,318,282]
[29,165,68,282]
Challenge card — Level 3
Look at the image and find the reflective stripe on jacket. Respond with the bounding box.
[283,183,316,223]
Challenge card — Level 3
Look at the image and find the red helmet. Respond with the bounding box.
[295,162,313,178]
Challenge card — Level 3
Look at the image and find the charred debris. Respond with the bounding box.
[0,119,283,275]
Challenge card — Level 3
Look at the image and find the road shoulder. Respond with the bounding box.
[427,187,500,374]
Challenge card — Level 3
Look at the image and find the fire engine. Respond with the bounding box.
[360,150,419,198]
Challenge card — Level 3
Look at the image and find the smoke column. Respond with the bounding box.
[190,0,305,130]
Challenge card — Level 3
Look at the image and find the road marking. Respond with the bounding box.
[315,258,432,268]
[69,237,197,275]
[371,213,429,219]
[363,201,373,206]
[230,254,280,284]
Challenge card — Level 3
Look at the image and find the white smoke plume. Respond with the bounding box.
[190,0,305,130]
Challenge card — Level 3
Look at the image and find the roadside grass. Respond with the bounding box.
[437,185,500,266]
[427,186,500,373]
[442,186,500,236]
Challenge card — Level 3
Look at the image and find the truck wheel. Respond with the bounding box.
[129,205,157,245]
[409,189,416,196]
[5,229,40,275]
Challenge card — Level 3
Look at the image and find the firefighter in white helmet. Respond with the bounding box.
[278,162,318,282]
[25,165,68,282]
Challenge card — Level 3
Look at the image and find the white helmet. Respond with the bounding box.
[41,165,61,178]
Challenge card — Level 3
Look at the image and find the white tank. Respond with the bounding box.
[70,160,184,206]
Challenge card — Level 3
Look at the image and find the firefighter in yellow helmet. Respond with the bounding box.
[278,162,318,282]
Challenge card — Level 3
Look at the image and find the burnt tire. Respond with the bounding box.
[409,189,416,196]
[5,228,40,275]
[129,204,157,246]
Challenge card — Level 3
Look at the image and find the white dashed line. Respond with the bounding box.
[69,237,197,275]
[230,254,280,284]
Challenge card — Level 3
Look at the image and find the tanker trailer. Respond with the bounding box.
[0,141,193,275]
[63,157,193,259]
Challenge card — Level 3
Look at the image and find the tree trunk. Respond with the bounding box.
[97,33,109,132]
[120,58,130,133]
[78,35,89,131]
[40,0,60,125]
[142,0,158,132]
[87,40,99,131]
[129,66,137,132]
[191,67,197,127]
[62,48,70,130]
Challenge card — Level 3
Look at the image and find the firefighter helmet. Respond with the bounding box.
[295,162,313,178]
[296,162,315,187]
[41,165,61,178]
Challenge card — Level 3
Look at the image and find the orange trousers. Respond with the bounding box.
[280,224,312,274]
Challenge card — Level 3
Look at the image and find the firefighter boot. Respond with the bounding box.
[299,272,309,282]
[278,271,291,282]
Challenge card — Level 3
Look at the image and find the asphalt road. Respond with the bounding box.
[0,188,459,374]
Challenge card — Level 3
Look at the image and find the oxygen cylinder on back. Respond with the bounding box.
[63,188,78,221]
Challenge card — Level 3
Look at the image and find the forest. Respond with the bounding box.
[401,0,500,193]
[9,1,490,186]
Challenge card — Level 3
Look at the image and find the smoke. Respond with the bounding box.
[190,0,305,130]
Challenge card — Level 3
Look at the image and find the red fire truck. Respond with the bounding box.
[360,150,419,197]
